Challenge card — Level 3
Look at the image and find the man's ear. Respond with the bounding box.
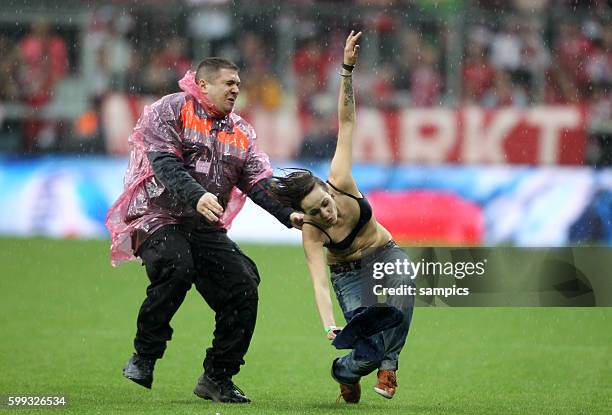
[197,78,207,91]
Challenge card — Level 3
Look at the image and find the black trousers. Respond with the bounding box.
[134,225,260,380]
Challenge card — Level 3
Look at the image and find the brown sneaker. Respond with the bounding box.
[331,358,360,404]
[338,382,361,404]
[374,370,397,399]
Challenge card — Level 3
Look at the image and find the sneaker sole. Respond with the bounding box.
[194,385,250,403]
[193,388,212,400]
[373,387,394,399]
[123,372,152,389]
[194,382,214,401]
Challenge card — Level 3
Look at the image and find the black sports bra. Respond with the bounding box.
[304,181,373,253]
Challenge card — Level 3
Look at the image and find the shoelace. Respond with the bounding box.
[336,385,357,403]
[220,379,245,397]
[232,383,246,396]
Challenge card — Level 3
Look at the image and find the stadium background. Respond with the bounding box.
[0,0,611,246]
[0,1,610,414]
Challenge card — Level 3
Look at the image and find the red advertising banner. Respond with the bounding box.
[102,95,587,165]
[338,106,587,165]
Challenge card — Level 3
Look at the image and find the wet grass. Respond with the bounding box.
[0,238,610,414]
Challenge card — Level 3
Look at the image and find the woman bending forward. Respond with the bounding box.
[271,31,415,403]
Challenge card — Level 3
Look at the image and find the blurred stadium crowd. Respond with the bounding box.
[1,0,612,245]
[0,0,610,162]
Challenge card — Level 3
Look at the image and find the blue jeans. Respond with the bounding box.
[330,244,415,384]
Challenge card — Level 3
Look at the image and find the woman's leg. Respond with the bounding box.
[331,270,383,384]
[376,247,416,371]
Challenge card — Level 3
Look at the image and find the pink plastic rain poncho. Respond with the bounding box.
[105,70,273,266]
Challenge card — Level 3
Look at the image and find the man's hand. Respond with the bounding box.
[290,212,304,229]
[344,30,362,66]
[196,193,224,222]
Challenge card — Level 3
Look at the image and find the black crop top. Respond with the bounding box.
[304,181,373,252]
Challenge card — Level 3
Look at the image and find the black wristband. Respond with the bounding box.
[342,63,355,72]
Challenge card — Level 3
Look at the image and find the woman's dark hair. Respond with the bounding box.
[268,168,326,212]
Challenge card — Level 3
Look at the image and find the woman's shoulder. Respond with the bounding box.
[327,176,362,198]
[302,220,331,245]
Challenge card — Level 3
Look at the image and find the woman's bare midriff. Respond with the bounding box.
[326,220,393,264]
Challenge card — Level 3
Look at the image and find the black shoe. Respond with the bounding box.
[122,353,155,389]
[194,374,251,403]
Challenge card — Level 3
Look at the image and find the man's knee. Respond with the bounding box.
[223,278,258,328]
[238,251,260,287]
[228,259,260,304]
[228,279,259,309]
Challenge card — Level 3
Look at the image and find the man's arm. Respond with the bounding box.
[248,177,296,228]
[148,151,206,209]
[148,151,224,222]
[236,120,302,228]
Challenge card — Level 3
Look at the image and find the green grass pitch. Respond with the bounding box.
[0,238,610,414]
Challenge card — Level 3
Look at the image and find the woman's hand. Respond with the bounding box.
[343,30,362,66]
[290,211,304,229]
[326,326,344,340]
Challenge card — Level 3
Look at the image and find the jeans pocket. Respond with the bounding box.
[331,270,364,314]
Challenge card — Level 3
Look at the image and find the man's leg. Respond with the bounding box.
[191,232,259,402]
[124,226,195,388]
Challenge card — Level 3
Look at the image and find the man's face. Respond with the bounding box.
[199,68,241,115]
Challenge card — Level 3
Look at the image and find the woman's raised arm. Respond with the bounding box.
[329,30,362,192]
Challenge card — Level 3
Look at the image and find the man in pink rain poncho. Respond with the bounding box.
[106,58,302,403]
